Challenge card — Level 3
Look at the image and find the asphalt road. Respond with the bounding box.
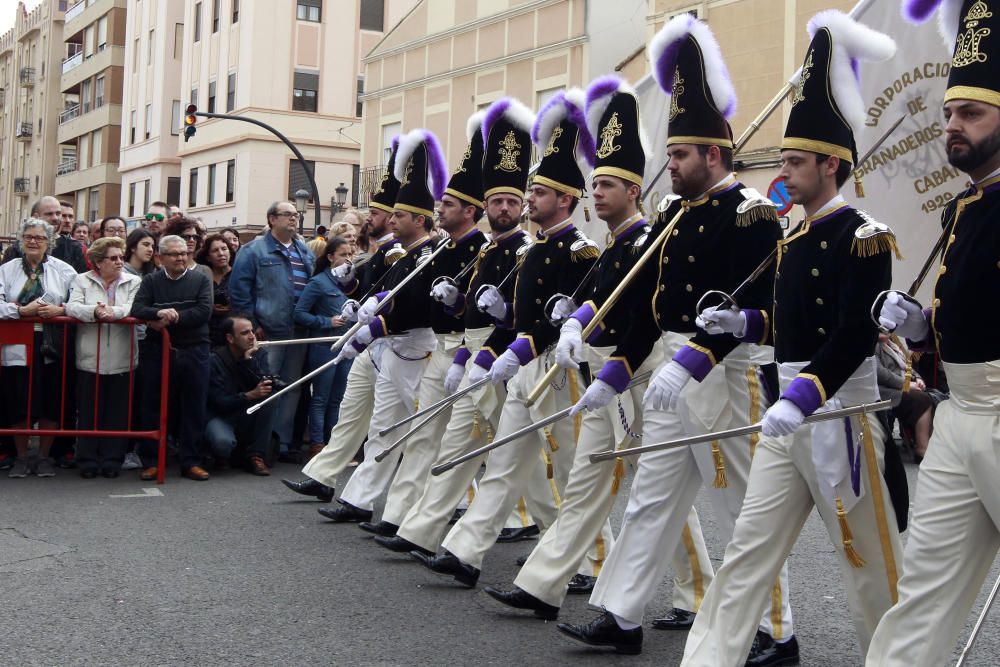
[2,458,999,666]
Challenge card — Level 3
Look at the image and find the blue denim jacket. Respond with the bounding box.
[229,230,315,339]
[293,270,350,337]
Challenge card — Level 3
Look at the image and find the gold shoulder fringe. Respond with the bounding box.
[385,252,403,265]
[851,233,903,260]
[572,245,600,262]
[735,203,778,228]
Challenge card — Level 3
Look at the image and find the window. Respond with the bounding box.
[128,182,136,217]
[351,164,360,206]
[143,180,150,212]
[189,167,199,207]
[190,87,198,106]
[167,177,181,207]
[194,2,202,41]
[296,0,321,22]
[92,128,102,166]
[207,163,217,205]
[173,23,183,59]
[134,36,140,65]
[207,80,216,113]
[212,0,220,32]
[232,0,239,22]
[381,122,400,164]
[81,78,91,112]
[226,159,235,202]
[293,70,319,112]
[144,104,151,139]
[130,109,136,144]
[95,75,104,108]
[148,29,154,61]
[170,100,180,135]
[360,0,384,31]
[89,188,99,222]
[288,159,316,200]
[97,16,108,51]
[226,72,236,111]
[356,76,364,117]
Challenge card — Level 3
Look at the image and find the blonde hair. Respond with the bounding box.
[330,221,355,238]
[306,236,327,256]
[87,236,126,264]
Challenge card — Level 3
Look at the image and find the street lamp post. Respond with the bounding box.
[294,189,309,235]
[331,182,349,222]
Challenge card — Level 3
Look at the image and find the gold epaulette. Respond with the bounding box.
[384,244,406,265]
[735,189,779,228]
[570,238,599,262]
[851,215,903,260]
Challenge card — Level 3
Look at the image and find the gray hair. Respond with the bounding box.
[266,200,293,219]
[29,196,60,217]
[20,217,56,246]
[158,234,186,253]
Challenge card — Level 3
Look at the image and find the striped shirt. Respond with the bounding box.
[282,242,309,301]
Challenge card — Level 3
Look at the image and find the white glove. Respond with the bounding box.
[357,296,380,325]
[489,349,521,385]
[643,361,692,412]
[569,379,617,416]
[468,363,489,385]
[431,282,460,306]
[879,291,929,341]
[331,261,356,285]
[555,319,584,370]
[550,296,577,323]
[477,286,507,320]
[697,307,747,336]
[761,399,805,437]
[444,363,466,394]
[341,300,359,323]
[333,326,373,363]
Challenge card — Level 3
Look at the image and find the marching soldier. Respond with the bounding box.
[357,115,489,537]
[315,129,447,522]
[281,141,403,503]
[374,101,547,558]
[867,2,1000,665]
[412,94,599,588]
[555,19,795,661]
[682,11,901,665]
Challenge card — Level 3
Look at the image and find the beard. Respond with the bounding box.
[948,126,1000,173]
[487,210,519,233]
[670,161,712,199]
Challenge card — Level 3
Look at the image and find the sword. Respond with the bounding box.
[374,400,454,463]
[588,399,892,463]
[431,370,653,476]
[956,570,1000,667]
[378,376,491,437]
[257,335,343,348]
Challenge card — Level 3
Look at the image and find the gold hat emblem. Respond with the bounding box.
[400,159,414,186]
[374,171,388,195]
[791,49,814,107]
[495,130,522,173]
[596,111,623,159]
[456,142,472,174]
[668,67,686,122]
[543,125,563,157]
[953,0,992,68]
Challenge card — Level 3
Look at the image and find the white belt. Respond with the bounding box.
[942,360,1000,414]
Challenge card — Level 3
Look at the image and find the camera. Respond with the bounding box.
[258,374,289,392]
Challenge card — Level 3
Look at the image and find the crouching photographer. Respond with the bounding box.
[206,314,279,475]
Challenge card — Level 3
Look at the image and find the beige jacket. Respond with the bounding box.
[65,270,142,374]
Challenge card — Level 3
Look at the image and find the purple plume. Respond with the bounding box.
[563,94,596,167]
[391,134,400,150]
[422,130,448,201]
[902,0,945,23]
[655,39,685,95]
[531,91,567,145]
[482,98,513,150]
[585,75,625,110]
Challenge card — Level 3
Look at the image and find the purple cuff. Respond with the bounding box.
[673,344,714,382]
[375,290,389,302]
[508,336,536,365]
[494,302,514,329]
[596,359,631,393]
[342,277,359,295]
[474,348,497,370]
[740,309,767,344]
[906,307,935,352]
[350,339,368,354]
[369,317,387,339]
[444,293,466,317]
[782,376,824,416]
[570,302,597,329]
[453,347,472,367]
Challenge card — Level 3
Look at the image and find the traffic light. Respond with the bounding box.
[183,104,197,142]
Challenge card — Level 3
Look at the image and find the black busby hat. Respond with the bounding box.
[392,129,448,218]
[782,11,896,166]
[481,98,535,200]
[903,0,1000,107]
[369,136,401,214]
[585,75,649,187]
[530,88,595,199]
[649,14,736,148]
[444,111,487,209]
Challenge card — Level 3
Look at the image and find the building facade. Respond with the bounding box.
[0,0,67,236]
[55,0,126,222]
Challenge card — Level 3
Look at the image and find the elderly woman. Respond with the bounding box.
[163,216,212,281]
[195,233,233,346]
[65,238,142,478]
[0,218,78,478]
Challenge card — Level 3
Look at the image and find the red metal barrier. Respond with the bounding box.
[0,316,172,483]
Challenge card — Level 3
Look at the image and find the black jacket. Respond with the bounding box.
[208,345,270,419]
[130,268,213,348]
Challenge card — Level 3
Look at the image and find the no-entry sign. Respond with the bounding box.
[767,178,793,216]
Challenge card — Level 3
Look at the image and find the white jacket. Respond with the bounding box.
[0,255,78,367]
[65,270,142,374]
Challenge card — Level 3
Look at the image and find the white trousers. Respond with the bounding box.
[441,354,578,569]
[866,361,1000,667]
[591,333,793,640]
[301,343,380,487]
[683,388,901,665]
[381,333,464,525]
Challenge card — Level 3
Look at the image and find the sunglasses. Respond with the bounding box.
[145,213,165,222]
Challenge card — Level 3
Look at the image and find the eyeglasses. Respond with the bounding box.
[161,251,189,258]
[145,213,165,222]
[22,234,48,244]
[102,255,125,263]
[105,228,127,236]
[180,233,200,241]
[274,212,301,220]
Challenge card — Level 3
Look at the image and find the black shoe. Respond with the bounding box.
[745,632,799,667]
[80,469,98,479]
[496,525,540,543]
[566,573,596,595]
[317,501,373,523]
[484,585,559,620]
[411,549,480,588]
[374,534,433,557]
[359,520,399,537]
[281,477,334,502]
[651,607,696,631]
[556,611,643,655]
[448,508,466,524]
[101,469,120,479]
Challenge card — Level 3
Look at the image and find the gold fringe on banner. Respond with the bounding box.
[711,441,729,488]
[836,497,866,568]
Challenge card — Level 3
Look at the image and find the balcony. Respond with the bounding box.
[64,0,86,23]
[57,158,78,176]
[57,102,120,144]
[60,45,124,93]
[19,67,35,86]
[15,121,33,139]
[14,178,30,196]
[62,51,83,75]
[59,103,81,124]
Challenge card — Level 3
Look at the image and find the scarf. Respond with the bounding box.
[16,258,45,305]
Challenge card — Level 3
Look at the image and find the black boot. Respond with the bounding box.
[483,585,559,620]
[556,611,643,655]
[281,477,334,502]
[745,631,799,666]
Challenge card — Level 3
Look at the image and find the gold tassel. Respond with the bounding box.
[611,457,624,495]
[544,426,559,452]
[851,233,903,260]
[470,409,481,439]
[711,441,729,488]
[485,421,494,444]
[584,206,591,222]
[836,497,866,568]
[859,412,899,601]
[892,334,914,393]
[567,369,582,441]
[854,170,865,198]
[544,450,554,480]
[413,399,419,411]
